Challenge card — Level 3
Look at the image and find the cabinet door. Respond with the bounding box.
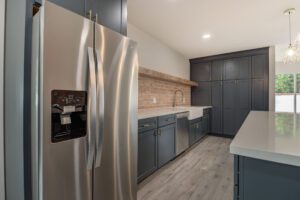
[48,0,85,16]
[236,80,251,110]
[223,80,236,109]
[189,123,196,146]
[252,79,268,111]
[223,80,236,136]
[252,54,268,79]
[202,115,209,134]
[87,0,123,34]
[224,59,239,80]
[138,129,157,182]
[158,124,176,168]
[237,57,251,80]
[211,107,222,134]
[194,121,203,142]
[224,57,251,80]
[212,81,222,107]
[192,82,211,106]
[223,109,236,136]
[236,80,251,133]
[211,60,223,81]
[190,62,211,81]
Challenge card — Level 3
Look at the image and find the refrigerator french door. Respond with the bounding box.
[31,2,138,200]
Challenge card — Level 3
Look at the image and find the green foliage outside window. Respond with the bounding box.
[296,74,300,93]
[275,74,294,93]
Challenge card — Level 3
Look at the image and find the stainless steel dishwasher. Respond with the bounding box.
[176,112,189,155]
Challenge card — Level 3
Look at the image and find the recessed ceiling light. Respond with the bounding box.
[202,34,211,39]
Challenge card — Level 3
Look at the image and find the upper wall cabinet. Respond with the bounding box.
[223,59,238,80]
[252,54,268,79]
[191,62,211,81]
[192,82,211,106]
[48,0,127,35]
[211,60,223,81]
[48,0,85,16]
[224,57,250,80]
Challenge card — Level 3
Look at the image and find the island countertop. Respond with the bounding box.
[230,111,300,167]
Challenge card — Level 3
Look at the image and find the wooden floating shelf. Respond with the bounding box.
[139,67,198,87]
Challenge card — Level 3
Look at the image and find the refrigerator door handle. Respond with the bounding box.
[87,47,97,170]
[95,49,105,168]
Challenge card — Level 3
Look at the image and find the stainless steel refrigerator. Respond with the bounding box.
[31,2,138,200]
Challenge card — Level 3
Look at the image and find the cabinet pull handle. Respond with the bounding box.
[166,118,173,122]
[86,10,92,20]
[138,123,154,129]
[93,13,98,23]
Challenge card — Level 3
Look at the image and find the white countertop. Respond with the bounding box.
[230,111,300,167]
[138,106,212,120]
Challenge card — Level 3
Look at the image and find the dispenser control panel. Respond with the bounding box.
[51,90,87,143]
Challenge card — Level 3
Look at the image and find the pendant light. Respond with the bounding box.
[283,8,300,64]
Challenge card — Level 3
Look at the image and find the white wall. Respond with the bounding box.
[276,62,300,74]
[128,23,190,79]
[0,0,5,199]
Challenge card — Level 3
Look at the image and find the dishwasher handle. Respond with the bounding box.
[176,112,189,119]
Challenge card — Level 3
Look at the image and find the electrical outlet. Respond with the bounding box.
[152,97,157,104]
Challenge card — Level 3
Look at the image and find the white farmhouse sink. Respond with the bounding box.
[176,106,211,120]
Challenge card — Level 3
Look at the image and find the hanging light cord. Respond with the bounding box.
[289,11,292,47]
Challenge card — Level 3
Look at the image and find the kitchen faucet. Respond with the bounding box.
[173,89,184,107]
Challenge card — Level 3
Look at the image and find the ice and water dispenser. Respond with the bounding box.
[51,90,87,143]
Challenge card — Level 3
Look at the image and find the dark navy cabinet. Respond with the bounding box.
[211,81,223,134]
[190,48,269,137]
[224,59,239,80]
[48,0,85,16]
[251,54,269,111]
[138,129,157,182]
[189,118,202,146]
[234,155,300,200]
[158,124,176,168]
[223,80,250,136]
[192,82,211,106]
[190,62,211,81]
[138,115,176,182]
[189,109,211,146]
[48,0,127,35]
[211,60,223,81]
[224,57,250,80]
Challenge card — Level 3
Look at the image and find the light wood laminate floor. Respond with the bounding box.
[138,136,233,200]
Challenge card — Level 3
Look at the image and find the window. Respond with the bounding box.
[275,73,300,113]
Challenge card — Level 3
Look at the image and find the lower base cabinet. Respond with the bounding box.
[189,119,202,146]
[157,124,176,168]
[138,115,176,182]
[137,129,157,182]
[189,109,211,146]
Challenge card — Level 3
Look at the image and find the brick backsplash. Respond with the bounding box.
[138,76,191,109]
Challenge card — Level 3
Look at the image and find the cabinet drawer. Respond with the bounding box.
[203,108,211,116]
[189,117,202,125]
[138,117,157,133]
[158,114,176,127]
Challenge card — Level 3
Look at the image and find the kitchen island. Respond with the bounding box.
[230,111,300,200]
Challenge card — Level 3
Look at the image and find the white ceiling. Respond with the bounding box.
[128,0,300,59]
